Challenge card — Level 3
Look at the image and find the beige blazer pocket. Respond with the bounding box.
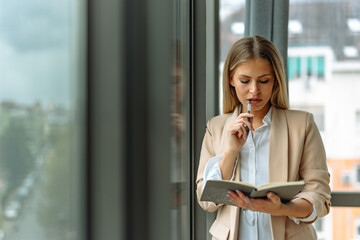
[209,219,230,240]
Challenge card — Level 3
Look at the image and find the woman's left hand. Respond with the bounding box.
[228,190,285,216]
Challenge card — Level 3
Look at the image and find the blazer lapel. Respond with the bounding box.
[225,106,241,240]
[269,107,288,240]
[229,205,240,240]
[269,106,288,182]
[230,141,241,240]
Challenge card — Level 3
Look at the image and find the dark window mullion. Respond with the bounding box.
[331,192,360,207]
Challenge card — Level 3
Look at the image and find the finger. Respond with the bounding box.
[267,192,280,203]
[233,118,253,130]
[235,191,254,210]
[228,124,246,139]
[227,191,241,204]
[228,127,243,136]
[228,123,244,132]
[236,113,254,121]
[240,125,248,139]
[228,190,241,200]
[235,190,250,201]
[242,119,254,132]
[229,123,245,131]
[235,113,254,131]
[228,191,248,209]
[232,117,253,133]
[227,124,239,133]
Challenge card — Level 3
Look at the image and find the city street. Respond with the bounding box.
[4,177,46,240]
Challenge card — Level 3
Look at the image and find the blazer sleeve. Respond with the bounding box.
[295,113,331,219]
[196,119,224,212]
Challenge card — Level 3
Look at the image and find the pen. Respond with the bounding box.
[246,100,251,135]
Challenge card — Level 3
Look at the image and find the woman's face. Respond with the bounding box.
[230,58,275,116]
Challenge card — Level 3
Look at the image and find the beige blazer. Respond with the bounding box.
[196,106,331,240]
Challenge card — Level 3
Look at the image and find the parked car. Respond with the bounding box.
[3,200,22,220]
[0,230,6,240]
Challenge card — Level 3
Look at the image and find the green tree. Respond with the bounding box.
[0,117,35,187]
[37,124,74,240]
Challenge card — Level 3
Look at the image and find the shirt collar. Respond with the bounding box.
[237,104,272,125]
[262,107,272,126]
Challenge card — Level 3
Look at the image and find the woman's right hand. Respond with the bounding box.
[220,113,254,180]
[226,113,254,153]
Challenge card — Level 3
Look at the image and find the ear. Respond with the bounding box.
[229,75,235,87]
[272,78,277,90]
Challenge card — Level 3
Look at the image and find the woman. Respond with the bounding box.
[196,36,331,240]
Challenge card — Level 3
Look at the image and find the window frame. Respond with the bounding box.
[87,0,173,240]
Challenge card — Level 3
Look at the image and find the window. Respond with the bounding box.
[341,171,352,186]
[288,55,326,82]
[289,20,303,35]
[356,111,360,133]
[355,217,360,239]
[313,207,333,240]
[313,218,324,239]
[219,0,246,113]
[289,0,360,239]
[314,218,323,231]
[220,0,246,60]
[0,0,85,239]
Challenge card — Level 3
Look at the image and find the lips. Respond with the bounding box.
[248,98,262,104]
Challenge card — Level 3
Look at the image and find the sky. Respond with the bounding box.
[0,0,82,108]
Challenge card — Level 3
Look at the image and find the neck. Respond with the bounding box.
[253,104,271,120]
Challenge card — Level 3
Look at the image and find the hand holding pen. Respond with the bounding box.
[227,100,254,152]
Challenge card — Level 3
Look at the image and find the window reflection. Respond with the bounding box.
[0,0,84,239]
[171,1,190,239]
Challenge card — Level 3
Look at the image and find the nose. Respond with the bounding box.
[249,81,259,94]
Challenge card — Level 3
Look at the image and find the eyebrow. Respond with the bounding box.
[238,73,272,78]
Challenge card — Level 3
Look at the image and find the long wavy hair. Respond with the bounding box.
[222,35,289,113]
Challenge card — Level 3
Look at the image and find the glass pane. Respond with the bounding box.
[0,0,85,239]
[289,0,360,239]
[314,207,360,240]
[219,0,246,113]
[171,0,190,239]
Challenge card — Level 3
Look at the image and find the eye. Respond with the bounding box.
[239,79,250,84]
[259,79,270,84]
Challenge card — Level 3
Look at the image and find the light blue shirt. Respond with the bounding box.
[203,108,317,240]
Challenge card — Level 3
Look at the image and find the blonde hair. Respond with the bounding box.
[222,35,289,113]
